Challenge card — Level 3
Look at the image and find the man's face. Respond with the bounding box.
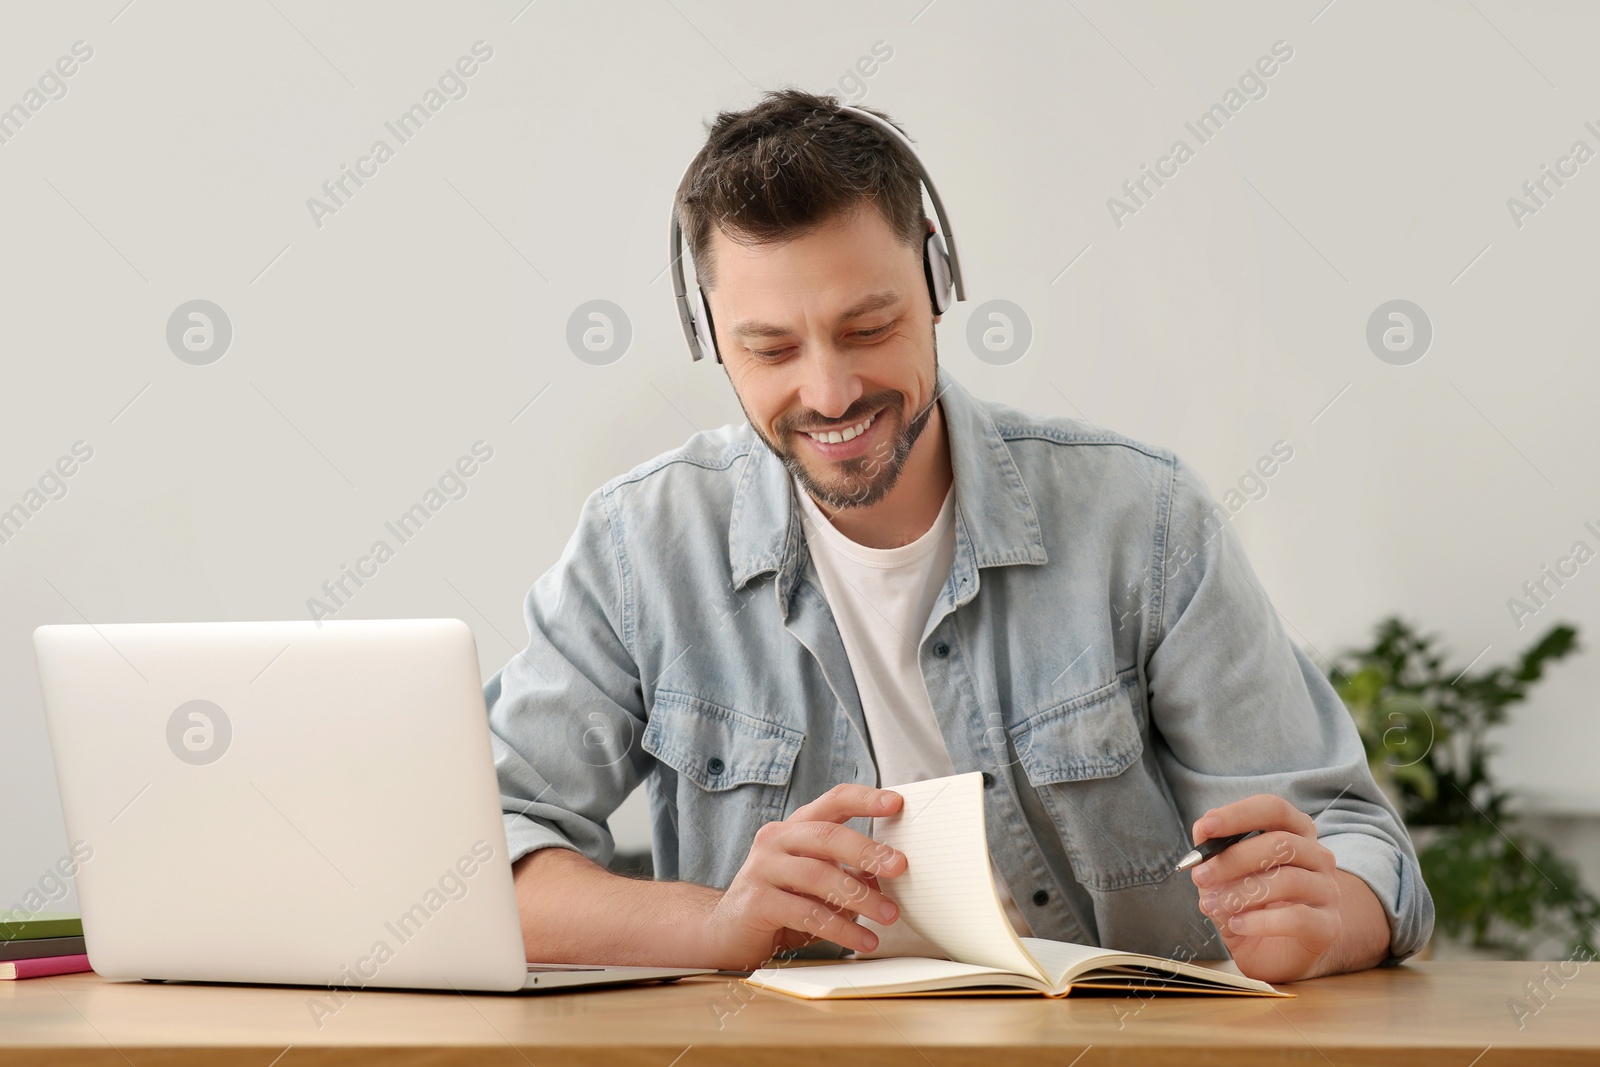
[707,203,941,510]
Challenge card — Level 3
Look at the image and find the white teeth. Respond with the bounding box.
[807,411,876,444]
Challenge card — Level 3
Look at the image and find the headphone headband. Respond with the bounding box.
[669,103,965,363]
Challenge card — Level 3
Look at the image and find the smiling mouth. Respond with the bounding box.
[799,409,879,445]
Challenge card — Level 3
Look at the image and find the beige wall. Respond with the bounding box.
[4,1,1597,924]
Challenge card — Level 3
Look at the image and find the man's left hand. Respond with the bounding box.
[1188,794,1391,983]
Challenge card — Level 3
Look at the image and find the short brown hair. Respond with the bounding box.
[674,88,927,290]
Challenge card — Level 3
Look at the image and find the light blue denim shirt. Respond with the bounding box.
[485,370,1434,962]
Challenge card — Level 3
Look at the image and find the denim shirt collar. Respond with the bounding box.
[728,370,1048,608]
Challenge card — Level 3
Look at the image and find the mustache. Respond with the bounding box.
[778,392,902,435]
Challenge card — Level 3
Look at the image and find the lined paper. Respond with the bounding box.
[866,772,1045,980]
[1020,937,1116,985]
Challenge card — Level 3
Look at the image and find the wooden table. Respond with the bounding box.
[1,962,1596,1065]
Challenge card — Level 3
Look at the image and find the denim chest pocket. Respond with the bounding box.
[643,690,804,843]
[1010,678,1187,891]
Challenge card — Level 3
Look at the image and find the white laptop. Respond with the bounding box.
[32,618,712,993]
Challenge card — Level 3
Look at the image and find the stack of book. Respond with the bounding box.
[0,911,91,980]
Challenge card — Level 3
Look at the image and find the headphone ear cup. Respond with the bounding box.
[690,285,720,363]
[924,230,953,315]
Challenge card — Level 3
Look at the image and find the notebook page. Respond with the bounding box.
[1020,937,1282,995]
[867,773,1044,980]
[748,956,1036,998]
[1019,937,1121,986]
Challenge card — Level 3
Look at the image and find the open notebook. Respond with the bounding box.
[744,772,1290,999]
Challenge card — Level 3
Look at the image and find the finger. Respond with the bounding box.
[842,864,883,895]
[789,783,903,824]
[784,895,880,954]
[1218,901,1339,946]
[770,854,900,924]
[1189,831,1332,887]
[1199,866,1338,922]
[776,900,868,942]
[774,926,822,954]
[1192,794,1315,843]
[774,820,907,880]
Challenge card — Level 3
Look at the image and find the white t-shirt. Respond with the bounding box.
[793,477,1033,949]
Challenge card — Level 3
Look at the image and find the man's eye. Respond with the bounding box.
[751,324,890,359]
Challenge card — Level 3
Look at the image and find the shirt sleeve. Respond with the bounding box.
[1145,454,1435,963]
[483,484,649,870]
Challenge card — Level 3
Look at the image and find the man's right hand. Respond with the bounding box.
[705,784,908,970]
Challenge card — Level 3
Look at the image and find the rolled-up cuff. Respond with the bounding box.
[503,812,584,867]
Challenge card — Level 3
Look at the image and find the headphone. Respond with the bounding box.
[669,104,966,363]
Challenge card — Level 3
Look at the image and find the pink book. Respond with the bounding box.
[0,954,92,980]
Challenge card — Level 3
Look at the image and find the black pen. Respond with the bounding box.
[1174,829,1262,872]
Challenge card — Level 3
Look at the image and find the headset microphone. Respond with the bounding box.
[669,104,966,364]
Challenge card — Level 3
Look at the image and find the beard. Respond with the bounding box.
[746,343,940,512]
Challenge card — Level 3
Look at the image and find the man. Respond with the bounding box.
[486,89,1433,983]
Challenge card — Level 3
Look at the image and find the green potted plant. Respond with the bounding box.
[1330,616,1599,959]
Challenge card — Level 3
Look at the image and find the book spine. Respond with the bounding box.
[0,935,87,963]
[1,954,93,980]
[0,922,85,942]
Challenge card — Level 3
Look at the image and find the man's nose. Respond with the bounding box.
[798,348,865,422]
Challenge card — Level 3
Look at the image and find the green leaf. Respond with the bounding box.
[1330,617,1594,959]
